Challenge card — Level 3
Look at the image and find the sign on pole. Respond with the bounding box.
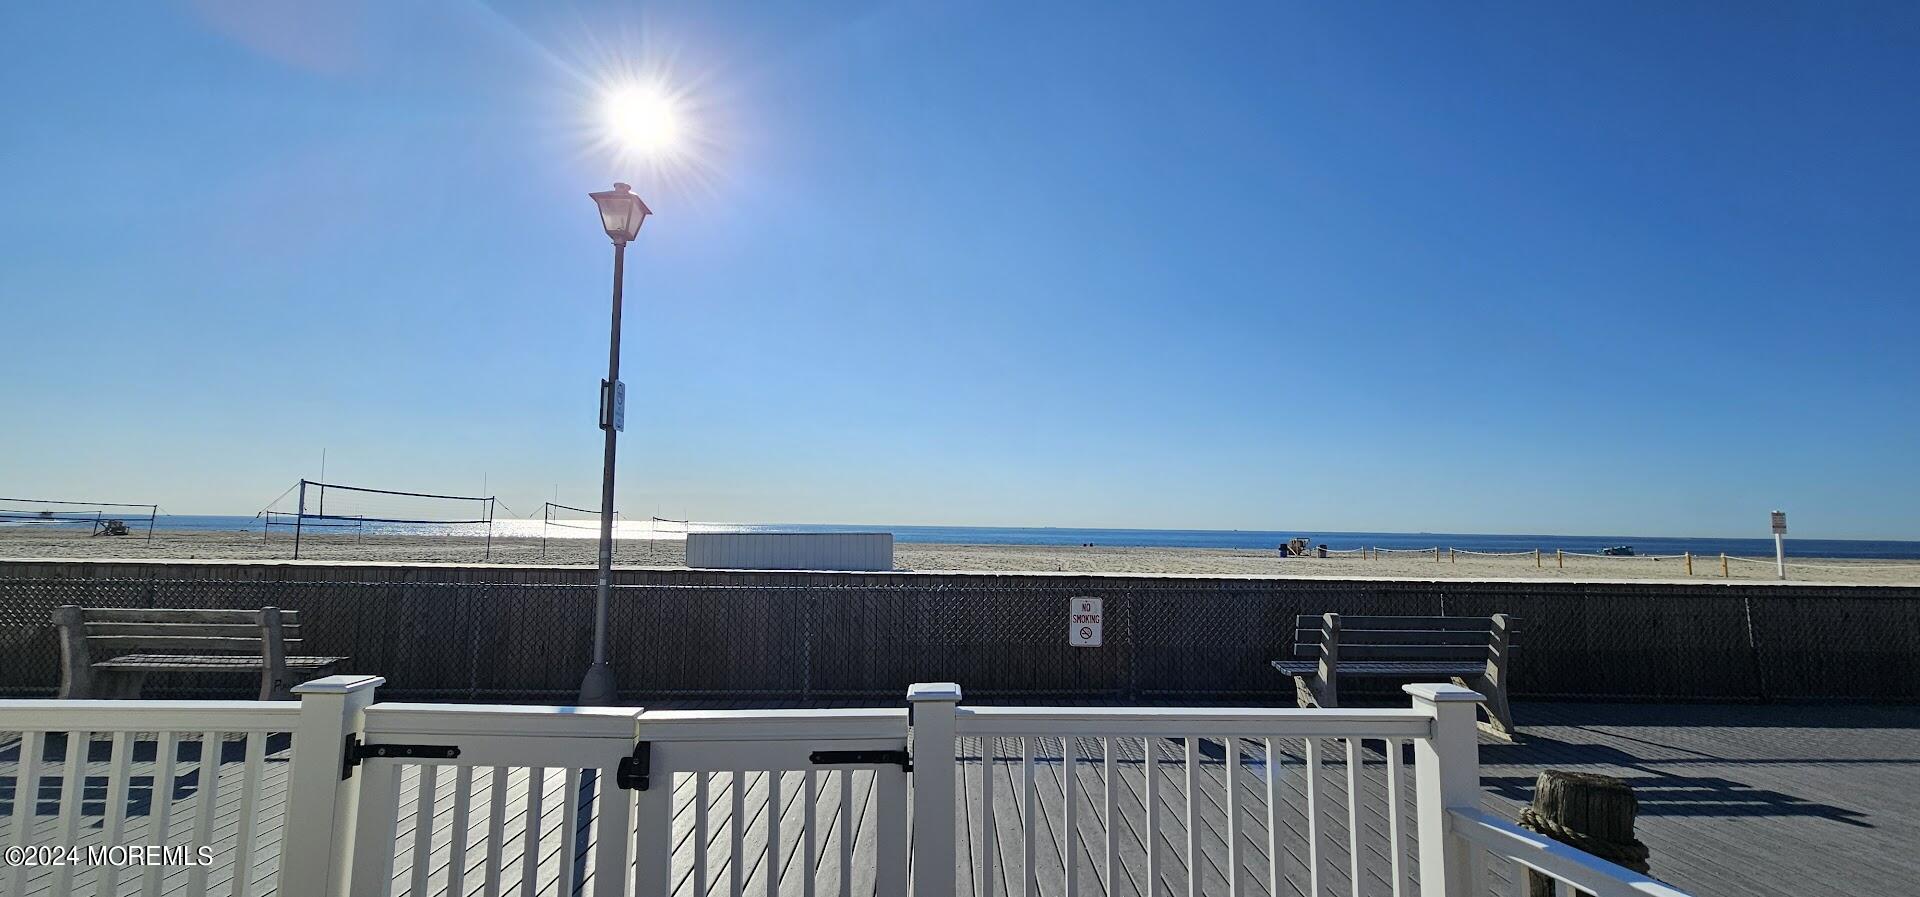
[1771,510,1787,580]
[1068,596,1103,648]
[600,379,627,432]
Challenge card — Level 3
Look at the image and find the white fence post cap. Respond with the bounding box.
[907,682,963,702]
[292,674,387,694]
[1403,682,1483,703]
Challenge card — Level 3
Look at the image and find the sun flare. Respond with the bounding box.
[603,83,682,157]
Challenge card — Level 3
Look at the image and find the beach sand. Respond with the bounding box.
[3,527,1918,584]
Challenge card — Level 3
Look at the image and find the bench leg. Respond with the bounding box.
[266,663,340,701]
[97,670,148,700]
[1293,673,1339,709]
[1456,675,1516,740]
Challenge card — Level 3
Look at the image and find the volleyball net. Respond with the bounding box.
[0,496,158,542]
[261,480,497,559]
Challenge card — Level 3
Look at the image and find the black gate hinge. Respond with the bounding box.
[617,741,652,791]
[341,733,462,780]
[810,749,912,772]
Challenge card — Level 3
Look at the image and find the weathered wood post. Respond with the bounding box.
[1519,770,1651,897]
[1557,548,1563,569]
[1535,548,1541,568]
[1722,553,1730,577]
[1685,552,1693,576]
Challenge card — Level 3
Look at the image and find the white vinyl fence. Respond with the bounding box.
[0,680,1690,897]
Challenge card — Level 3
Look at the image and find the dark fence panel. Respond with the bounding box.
[611,585,808,697]
[0,578,151,696]
[1,565,1916,702]
[1440,581,1761,699]
[1748,590,1920,699]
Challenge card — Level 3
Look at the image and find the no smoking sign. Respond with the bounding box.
[1068,596,1103,648]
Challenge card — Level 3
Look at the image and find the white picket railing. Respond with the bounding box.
[0,696,306,897]
[927,699,1434,897]
[1450,810,1692,897]
[0,678,1695,897]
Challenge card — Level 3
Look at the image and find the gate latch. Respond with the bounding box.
[617,741,652,791]
[341,734,461,780]
[810,749,912,772]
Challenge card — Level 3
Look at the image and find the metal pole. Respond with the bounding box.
[485,498,495,562]
[580,239,626,705]
[1775,532,1786,580]
[145,505,155,546]
[293,480,306,560]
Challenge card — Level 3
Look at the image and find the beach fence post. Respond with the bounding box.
[1449,547,1456,563]
[1534,548,1541,568]
[293,479,306,560]
[1685,552,1693,575]
[1556,548,1563,569]
[1434,547,1441,563]
[1722,553,1730,577]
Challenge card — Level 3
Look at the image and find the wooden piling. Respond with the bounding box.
[1520,770,1652,896]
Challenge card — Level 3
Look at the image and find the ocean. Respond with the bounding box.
[20,514,1920,560]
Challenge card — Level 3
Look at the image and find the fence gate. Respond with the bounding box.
[341,703,646,897]
[630,708,911,897]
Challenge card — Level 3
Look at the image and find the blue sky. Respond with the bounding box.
[2,2,1917,538]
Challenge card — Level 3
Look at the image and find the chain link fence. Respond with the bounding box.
[1,574,1915,702]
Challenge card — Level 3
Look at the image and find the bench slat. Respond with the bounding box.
[83,635,302,651]
[1294,629,1497,646]
[1293,644,1493,661]
[1293,614,1517,630]
[94,654,346,671]
[85,622,301,638]
[1273,660,1486,677]
[75,608,301,624]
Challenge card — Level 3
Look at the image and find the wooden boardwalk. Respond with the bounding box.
[3,702,1915,896]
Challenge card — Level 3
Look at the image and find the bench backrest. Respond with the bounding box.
[1291,614,1517,662]
[55,606,302,657]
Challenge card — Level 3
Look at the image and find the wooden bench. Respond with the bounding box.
[55,605,347,700]
[1272,613,1518,738]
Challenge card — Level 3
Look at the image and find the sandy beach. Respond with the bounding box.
[3,527,1918,583]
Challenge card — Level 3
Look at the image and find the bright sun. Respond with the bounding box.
[603,84,682,157]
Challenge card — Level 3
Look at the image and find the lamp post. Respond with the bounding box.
[578,182,651,705]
